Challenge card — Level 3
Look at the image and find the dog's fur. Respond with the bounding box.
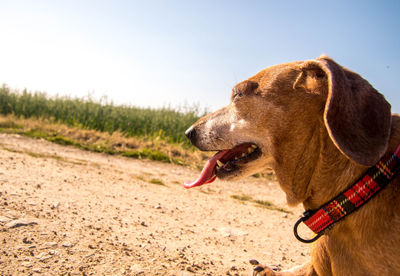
[186,56,400,275]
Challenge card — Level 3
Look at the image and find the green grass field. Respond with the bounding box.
[0,84,217,168]
[0,84,203,146]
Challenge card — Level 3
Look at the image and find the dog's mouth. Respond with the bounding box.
[184,143,262,188]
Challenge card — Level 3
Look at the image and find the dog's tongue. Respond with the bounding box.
[184,150,229,189]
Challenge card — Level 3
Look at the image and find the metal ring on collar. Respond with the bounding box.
[293,216,323,243]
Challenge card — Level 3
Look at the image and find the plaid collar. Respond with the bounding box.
[294,143,400,243]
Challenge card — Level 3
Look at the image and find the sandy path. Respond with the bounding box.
[0,133,309,275]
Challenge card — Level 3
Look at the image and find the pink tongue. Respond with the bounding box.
[184,150,229,189]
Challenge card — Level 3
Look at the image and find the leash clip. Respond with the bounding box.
[293,210,323,243]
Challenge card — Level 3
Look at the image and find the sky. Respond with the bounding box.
[0,0,399,113]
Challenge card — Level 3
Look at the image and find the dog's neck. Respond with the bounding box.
[272,118,366,209]
[302,128,365,210]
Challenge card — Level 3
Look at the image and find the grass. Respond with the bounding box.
[122,148,170,162]
[231,194,291,214]
[231,194,253,201]
[0,114,212,168]
[131,174,167,186]
[0,85,216,168]
[149,178,166,186]
[47,136,76,146]
[0,84,203,146]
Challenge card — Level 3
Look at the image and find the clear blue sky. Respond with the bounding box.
[0,0,399,113]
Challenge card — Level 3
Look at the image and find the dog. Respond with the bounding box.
[184,55,400,275]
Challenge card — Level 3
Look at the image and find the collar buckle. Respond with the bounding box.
[293,210,323,243]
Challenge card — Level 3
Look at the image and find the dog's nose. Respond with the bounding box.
[185,126,197,141]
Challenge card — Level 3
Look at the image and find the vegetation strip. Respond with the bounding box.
[231,194,292,214]
[0,85,204,145]
[149,179,166,186]
[0,115,211,168]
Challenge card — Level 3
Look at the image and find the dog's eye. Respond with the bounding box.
[233,89,243,99]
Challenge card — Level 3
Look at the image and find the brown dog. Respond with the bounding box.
[184,55,400,275]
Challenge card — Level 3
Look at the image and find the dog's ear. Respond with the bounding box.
[293,63,328,96]
[295,56,392,166]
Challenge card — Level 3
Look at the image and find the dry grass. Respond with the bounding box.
[231,194,291,213]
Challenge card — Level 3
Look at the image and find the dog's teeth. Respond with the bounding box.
[235,157,238,160]
[241,153,246,157]
[248,147,254,153]
[251,145,257,149]
[217,160,224,167]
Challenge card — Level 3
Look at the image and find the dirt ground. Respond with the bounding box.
[0,133,310,275]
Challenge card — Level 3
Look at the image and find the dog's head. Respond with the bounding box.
[184,56,391,190]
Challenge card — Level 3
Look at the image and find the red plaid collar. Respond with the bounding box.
[294,143,400,243]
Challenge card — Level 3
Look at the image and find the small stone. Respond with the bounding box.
[32,267,41,273]
[23,237,32,244]
[6,218,37,228]
[62,242,73,248]
[140,221,148,227]
[51,202,60,209]
[0,216,12,223]
[36,252,53,261]
[21,261,33,268]
[219,227,248,237]
[42,242,57,249]
[129,264,144,274]
[84,253,95,258]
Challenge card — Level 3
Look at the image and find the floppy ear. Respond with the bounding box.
[295,56,392,166]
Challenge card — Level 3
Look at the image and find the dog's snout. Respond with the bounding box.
[185,126,197,142]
